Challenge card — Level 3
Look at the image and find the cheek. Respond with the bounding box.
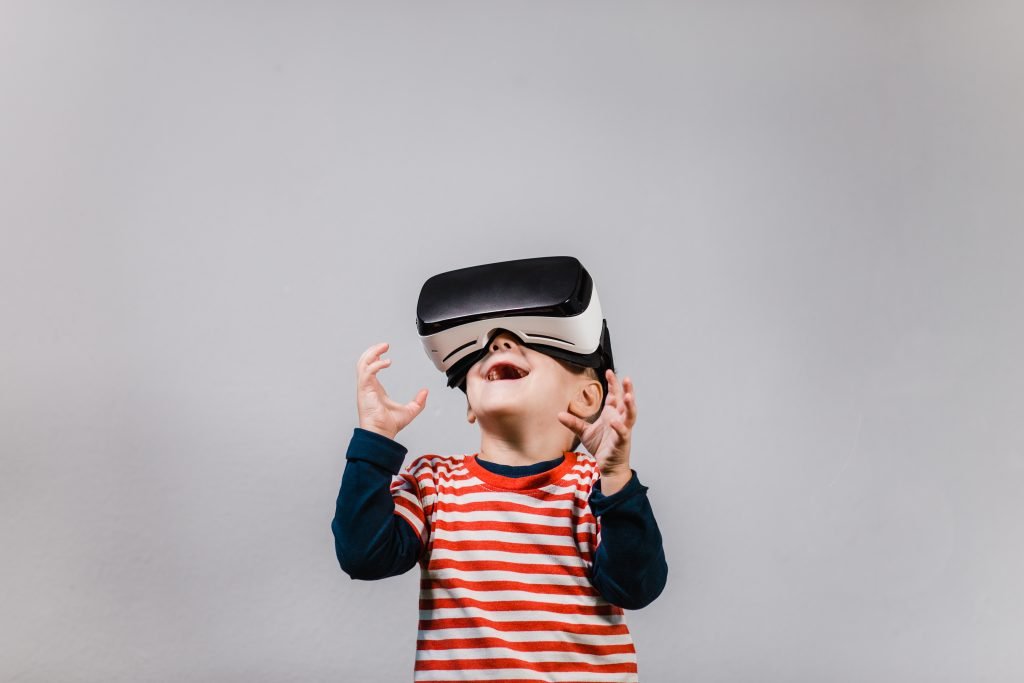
[535,376,571,401]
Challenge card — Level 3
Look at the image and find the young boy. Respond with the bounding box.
[332,330,667,682]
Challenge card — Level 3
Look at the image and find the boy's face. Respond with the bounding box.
[464,330,601,432]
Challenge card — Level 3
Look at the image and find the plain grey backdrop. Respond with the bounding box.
[1,1,1021,681]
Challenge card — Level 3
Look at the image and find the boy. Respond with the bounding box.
[333,298,667,681]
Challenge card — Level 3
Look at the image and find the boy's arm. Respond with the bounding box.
[588,469,668,610]
[331,427,424,580]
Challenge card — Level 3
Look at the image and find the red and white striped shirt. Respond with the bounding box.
[390,449,640,682]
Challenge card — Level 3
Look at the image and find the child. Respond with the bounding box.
[332,328,667,682]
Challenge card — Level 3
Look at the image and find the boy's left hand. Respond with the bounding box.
[557,369,637,484]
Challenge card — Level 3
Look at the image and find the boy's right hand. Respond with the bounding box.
[356,342,428,441]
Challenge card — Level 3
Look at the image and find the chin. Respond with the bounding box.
[473,396,528,418]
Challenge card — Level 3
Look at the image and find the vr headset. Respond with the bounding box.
[415,255,615,397]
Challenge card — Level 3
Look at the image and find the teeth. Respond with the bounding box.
[487,367,525,381]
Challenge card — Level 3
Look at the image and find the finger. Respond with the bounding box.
[557,411,587,437]
[604,390,618,410]
[614,379,630,422]
[605,383,627,413]
[366,358,391,374]
[358,342,389,368]
[360,341,388,363]
[623,377,637,425]
[624,392,637,427]
[359,359,391,385]
[606,368,622,402]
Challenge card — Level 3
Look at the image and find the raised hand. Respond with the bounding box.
[356,342,428,441]
[557,369,637,479]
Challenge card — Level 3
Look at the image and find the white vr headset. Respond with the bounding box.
[415,256,615,396]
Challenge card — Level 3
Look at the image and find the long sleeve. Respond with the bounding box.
[331,427,424,580]
[588,470,668,609]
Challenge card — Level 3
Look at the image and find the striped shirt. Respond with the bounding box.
[391,449,640,683]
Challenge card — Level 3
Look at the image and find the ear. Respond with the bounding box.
[569,378,603,421]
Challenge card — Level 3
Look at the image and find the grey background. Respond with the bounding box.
[1,1,1021,681]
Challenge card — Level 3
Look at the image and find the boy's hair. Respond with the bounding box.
[554,359,605,452]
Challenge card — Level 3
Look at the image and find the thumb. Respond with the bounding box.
[557,411,586,436]
[407,388,428,415]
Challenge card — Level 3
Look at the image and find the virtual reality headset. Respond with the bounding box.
[415,255,615,396]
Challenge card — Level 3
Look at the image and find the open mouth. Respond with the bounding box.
[486,363,529,382]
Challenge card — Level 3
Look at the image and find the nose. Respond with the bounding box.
[488,331,520,353]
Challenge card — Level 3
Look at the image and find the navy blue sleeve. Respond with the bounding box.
[588,470,668,609]
[331,427,424,580]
